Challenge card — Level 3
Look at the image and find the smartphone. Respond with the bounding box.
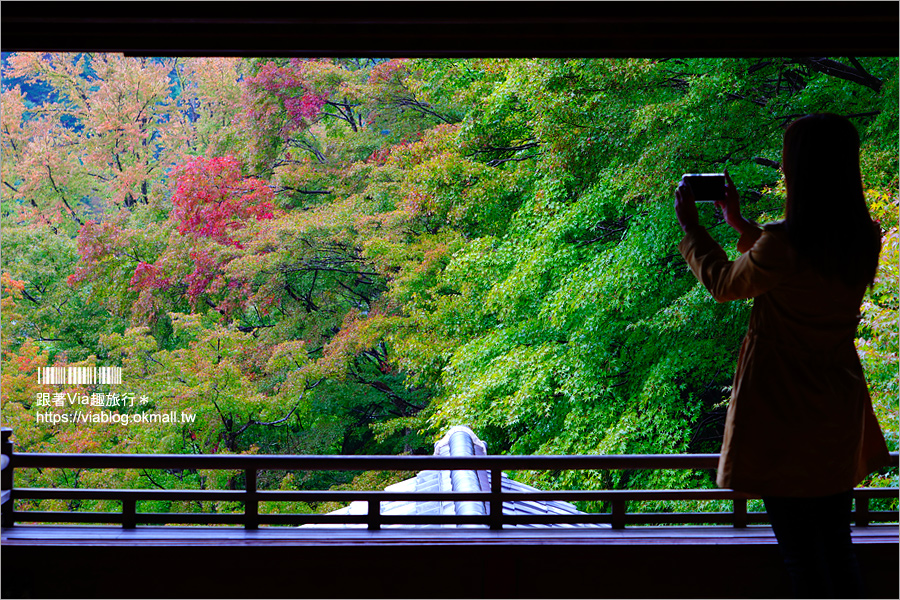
[681,173,725,202]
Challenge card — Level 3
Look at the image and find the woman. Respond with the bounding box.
[674,113,891,599]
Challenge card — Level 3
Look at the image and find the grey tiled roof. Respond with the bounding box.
[313,426,608,529]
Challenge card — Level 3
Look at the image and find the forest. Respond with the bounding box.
[1,53,897,515]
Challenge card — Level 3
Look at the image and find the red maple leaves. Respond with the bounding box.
[244,60,328,131]
[130,261,172,291]
[171,156,275,247]
[170,156,273,312]
[66,219,127,286]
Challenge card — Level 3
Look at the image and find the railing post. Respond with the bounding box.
[855,495,870,527]
[245,468,258,530]
[611,498,626,529]
[1,427,13,528]
[733,497,747,528]
[122,497,136,529]
[367,499,381,531]
[489,468,503,530]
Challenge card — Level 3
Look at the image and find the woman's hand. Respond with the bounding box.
[675,179,700,233]
[717,171,743,230]
[718,170,760,237]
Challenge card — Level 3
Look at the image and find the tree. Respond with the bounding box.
[2,53,896,516]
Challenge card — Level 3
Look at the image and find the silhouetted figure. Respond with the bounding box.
[674,113,891,599]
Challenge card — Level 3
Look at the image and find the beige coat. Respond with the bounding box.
[679,221,890,497]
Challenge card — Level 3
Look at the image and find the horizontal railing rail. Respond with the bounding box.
[2,428,897,531]
[5,452,726,470]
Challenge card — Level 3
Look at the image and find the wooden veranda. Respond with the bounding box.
[2,428,897,598]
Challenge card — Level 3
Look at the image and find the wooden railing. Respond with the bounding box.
[2,428,897,531]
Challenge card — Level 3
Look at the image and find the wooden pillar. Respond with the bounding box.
[855,495,870,527]
[122,497,137,529]
[489,468,503,530]
[733,497,748,528]
[367,499,381,531]
[245,468,258,530]
[1,428,13,528]
[611,498,626,529]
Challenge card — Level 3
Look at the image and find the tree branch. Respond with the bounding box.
[470,142,540,155]
[794,57,883,93]
[847,57,875,82]
[276,185,331,196]
[44,166,84,226]
[752,156,781,170]
[725,92,766,107]
[394,97,455,124]
[21,288,41,304]
[236,323,276,333]
[487,153,541,167]
[141,469,168,490]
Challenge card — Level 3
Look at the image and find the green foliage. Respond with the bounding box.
[2,54,897,516]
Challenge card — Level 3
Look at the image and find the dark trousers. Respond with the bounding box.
[763,490,864,599]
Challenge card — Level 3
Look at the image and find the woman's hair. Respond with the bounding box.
[782,113,881,287]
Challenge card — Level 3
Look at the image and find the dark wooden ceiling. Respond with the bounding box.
[1,2,897,58]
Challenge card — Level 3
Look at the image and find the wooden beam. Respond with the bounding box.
[1,3,897,57]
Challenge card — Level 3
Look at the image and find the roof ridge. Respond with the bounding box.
[442,427,486,518]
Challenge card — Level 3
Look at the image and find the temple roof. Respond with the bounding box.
[314,426,608,529]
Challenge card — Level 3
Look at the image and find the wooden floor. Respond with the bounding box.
[2,523,898,546]
[3,525,898,598]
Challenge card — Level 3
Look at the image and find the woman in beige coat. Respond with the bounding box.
[674,113,890,599]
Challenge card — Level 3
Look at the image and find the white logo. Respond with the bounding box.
[38,366,122,385]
